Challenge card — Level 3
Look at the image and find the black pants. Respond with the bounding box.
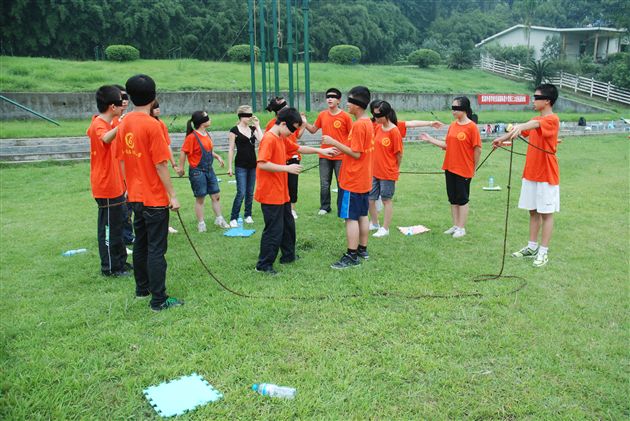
[287,158,300,204]
[132,203,169,307]
[121,201,135,245]
[319,158,342,212]
[256,202,296,270]
[95,195,127,275]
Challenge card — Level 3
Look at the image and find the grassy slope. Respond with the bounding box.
[1,135,628,419]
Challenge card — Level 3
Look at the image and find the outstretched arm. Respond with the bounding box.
[419,133,446,149]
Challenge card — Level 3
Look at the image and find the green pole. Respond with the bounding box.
[286,0,294,106]
[248,0,257,111]
[302,0,310,111]
[259,0,267,106]
[0,95,60,126]
[272,0,280,96]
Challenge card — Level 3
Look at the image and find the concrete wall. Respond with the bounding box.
[0,90,605,120]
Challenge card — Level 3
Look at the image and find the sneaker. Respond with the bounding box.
[255,266,278,275]
[357,249,369,260]
[102,269,131,278]
[291,210,298,219]
[215,216,230,229]
[126,247,133,255]
[533,252,548,267]
[373,227,389,238]
[512,246,538,258]
[244,216,254,224]
[229,219,238,228]
[135,291,150,299]
[168,226,178,234]
[317,209,328,216]
[331,253,361,269]
[369,222,380,231]
[452,227,466,238]
[151,297,184,312]
[443,225,458,235]
[198,221,207,232]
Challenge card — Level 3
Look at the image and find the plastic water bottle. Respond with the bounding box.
[252,383,296,399]
[62,248,87,257]
[406,228,413,236]
[488,176,495,188]
[238,216,243,226]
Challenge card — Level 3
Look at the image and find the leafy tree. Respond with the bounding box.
[541,36,561,61]
[525,59,554,87]
[408,49,441,68]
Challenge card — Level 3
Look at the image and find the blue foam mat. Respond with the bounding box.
[223,226,256,237]
[143,373,222,417]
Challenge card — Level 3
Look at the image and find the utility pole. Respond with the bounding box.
[248,0,256,111]
[302,0,310,111]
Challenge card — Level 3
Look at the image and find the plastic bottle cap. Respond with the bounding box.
[252,384,259,392]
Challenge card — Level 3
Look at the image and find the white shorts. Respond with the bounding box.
[518,179,560,214]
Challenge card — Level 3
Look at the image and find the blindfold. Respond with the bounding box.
[238,113,253,119]
[533,95,552,101]
[451,105,467,111]
[347,97,368,109]
[192,114,210,127]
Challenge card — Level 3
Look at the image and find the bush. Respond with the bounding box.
[227,44,260,62]
[407,49,441,68]
[105,45,140,61]
[483,44,533,64]
[328,45,361,65]
[541,35,561,61]
[599,52,630,89]
[447,48,475,70]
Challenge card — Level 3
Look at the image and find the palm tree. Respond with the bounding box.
[525,59,554,87]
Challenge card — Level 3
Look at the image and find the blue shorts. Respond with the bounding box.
[369,177,396,200]
[189,167,220,197]
[337,188,369,220]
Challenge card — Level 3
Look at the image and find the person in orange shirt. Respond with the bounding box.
[302,88,354,215]
[321,86,374,269]
[116,74,183,312]
[369,100,445,140]
[87,85,130,277]
[492,84,560,267]
[367,101,403,238]
[265,97,305,219]
[177,111,230,231]
[255,108,338,274]
[151,101,179,234]
[421,96,481,239]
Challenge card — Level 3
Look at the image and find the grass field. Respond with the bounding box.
[1,134,628,419]
[0,111,624,139]
[0,56,534,94]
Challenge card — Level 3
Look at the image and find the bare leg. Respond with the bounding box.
[368,199,379,225]
[457,203,469,229]
[345,219,360,249]
[382,199,393,230]
[529,210,542,242]
[451,205,457,227]
[210,193,222,217]
[194,197,205,222]
[358,215,369,247]
[540,213,554,247]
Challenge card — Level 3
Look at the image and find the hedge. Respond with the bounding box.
[407,49,441,68]
[328,45,361,65]
[227,44,260,62]
[105,45,140,62]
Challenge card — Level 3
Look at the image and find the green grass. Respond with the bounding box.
[0,111,623,139]
[0,56,532,93]
[1,135,628,419]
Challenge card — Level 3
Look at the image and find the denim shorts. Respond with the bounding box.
[189,167,220,197]
[369,177,396,200]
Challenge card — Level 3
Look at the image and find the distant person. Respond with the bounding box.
[115,74,183,311]
[421,96,482,239]
[227,105,262,227]
[493,84,560,267]
[302,88,353,215]
[86,85,130,277]
[177,111,230,231]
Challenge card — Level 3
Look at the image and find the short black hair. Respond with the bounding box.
[265,96,287,113]
[348,86,371,109]
[275,107,302,129]
[95,85,121,113]
[125,74,156,106]
[326,88,342,98]
[535,83,558,106]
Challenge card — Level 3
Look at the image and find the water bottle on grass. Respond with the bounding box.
[62,248,87,257]
[252,383,296,399]
[488,176,495,188]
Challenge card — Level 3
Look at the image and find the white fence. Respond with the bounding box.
[476,56,630,105]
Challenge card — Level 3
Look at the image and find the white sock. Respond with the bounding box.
[538,246,548,255]
[528,241,538,250]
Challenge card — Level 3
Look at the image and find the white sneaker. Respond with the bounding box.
[452,227,466,238]
[373,227,389,238]
[369,223,380,231]
[443,225,458,235]
[317,209,328,216]
[168,226,178,234]
[229,219,238,228]
[533,252,548,267]
[197,221,207,232]
[244,216,254,224]
[291,210,298,219]
[215,216,230,229]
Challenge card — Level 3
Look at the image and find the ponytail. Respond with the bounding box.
[186,118,194,135]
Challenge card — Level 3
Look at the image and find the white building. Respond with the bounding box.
[475,24,627,61]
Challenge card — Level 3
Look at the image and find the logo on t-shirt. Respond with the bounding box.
[381,137,391,147]
[456,131,467,141]
[333,120,342,129]
[125,133,135,149]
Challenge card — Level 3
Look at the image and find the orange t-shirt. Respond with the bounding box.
[522,114,560,185]
[314,109,353,160]
[254,131,300,205]
[87,115,124,199]
[339,118,375,193]
[115,112,171,206]
[442,121,481,179]
[373,124,403,181]
[396,120,408,138]
[266,118,301,161]
[181,130,213,169]
[158,119,171,145]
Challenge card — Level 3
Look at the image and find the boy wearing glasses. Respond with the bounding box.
[87,85,130,277]
[493,84,560,267]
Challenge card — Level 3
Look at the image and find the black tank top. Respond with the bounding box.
[229,126,257,169]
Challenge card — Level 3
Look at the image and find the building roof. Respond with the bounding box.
[475,24,626,48]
